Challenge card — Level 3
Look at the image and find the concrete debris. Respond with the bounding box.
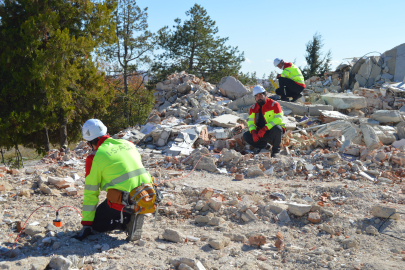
[321,93,367,110]
[360,124,382,150]
[246,167,264,178]
[287,202,312,216]
[218,76,250,100]
[208,236,230,250]
[27,67,405,184]
[372,110,403,124]
[319,110,353,123]
[372,205,399,220]
[227,94,256,112]
[3,62,405,268]
[163,228,186,243]
[211,114,241,128]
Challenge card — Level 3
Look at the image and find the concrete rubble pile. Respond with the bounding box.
[2,46,405,269]
[30,65,405,184]
[305,43,405,93]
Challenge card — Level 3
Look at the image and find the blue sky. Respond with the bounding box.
[137,0,404,78]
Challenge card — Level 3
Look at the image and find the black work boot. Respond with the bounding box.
[271,152,280,158]
[126,213,144,241]
[291,94,303,102]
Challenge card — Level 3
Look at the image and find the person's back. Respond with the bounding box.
[74,119,156,242]
[88,137,151,193]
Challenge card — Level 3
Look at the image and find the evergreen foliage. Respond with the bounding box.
[151,4,244,85]
[302,32,332,79]
[236,71,257,86]
[0,0,117,153]
[103,0,163,123]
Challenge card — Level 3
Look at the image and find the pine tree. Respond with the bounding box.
[302,32,332,79]
[0,0,116,153]
[103,0,162,123]
[152,4,244,84]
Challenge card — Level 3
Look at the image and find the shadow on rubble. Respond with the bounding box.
[360,216,399,236]
[1,230,129,262]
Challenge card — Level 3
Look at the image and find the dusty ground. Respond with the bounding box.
[1,152,405,270]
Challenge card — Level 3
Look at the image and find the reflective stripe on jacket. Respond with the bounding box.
[280,62,305,87]
[247,98,285,133]
[81,136,152,225]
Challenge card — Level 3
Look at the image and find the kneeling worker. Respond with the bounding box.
[73,119,158,241]
[274,58,305,102]
[243,86,285,158]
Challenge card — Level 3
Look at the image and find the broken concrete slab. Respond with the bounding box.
[316,120,363,145]
[150,128,172,147]
[287,202,312,216]
[360,124,381,150]
[320,93,367,110]
[372,205,399,220]
[278,101,307,115]
[372,110,403,124]
[186,148,217,172]
[278,101,333,116]
[211,114,240,128]
[357,58,382,87]
[227,94,255,111]
[353,88,383,113]
[283,116,297,130]
[319,111,353,123]
[372,125,397,145]
[218,76,249,100]
[392,43,405,82]
[219,149,242,164]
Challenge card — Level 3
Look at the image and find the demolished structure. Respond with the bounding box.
[1,44,405,270]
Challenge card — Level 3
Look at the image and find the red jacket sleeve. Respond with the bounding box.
[85,154,95,178]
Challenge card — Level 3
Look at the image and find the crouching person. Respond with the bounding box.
[243,86,286,158]
[72,119,160,241]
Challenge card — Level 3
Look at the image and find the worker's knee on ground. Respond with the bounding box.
[243,131,252,142]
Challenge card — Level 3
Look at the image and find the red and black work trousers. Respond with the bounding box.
[243,125,284,154]
[91,199,132,232]
[276,77,304,102]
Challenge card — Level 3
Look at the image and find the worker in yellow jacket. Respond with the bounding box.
[273,58,305,102]
[244,86,285,157]
[72,119,153,241]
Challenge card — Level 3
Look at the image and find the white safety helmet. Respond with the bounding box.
[82,119,107,141]
[273,58,282,67]
[252,85,266,96]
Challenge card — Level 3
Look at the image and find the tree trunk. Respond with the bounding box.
[43,127,50,152]
[124,69,129,123]
[60,116,68,148]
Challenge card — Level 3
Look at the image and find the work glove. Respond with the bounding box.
[252,130,259,142]
[258,127,268,138]
[72,225,93,241]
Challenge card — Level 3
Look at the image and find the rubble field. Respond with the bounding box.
[2,44,405,269]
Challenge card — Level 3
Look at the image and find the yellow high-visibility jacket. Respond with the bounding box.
[280,62,305,87]
[81,135,152,225]
[247,98,285,133]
